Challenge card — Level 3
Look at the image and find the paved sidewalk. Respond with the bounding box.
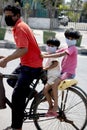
[0,29,87,54]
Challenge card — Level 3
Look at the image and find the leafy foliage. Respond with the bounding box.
[40,0,62,8]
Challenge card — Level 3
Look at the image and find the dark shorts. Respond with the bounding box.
[59,72,75,80]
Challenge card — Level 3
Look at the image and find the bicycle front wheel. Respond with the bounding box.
[33,87,87,130]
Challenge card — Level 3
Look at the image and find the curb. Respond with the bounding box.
[0,40,16,49]
[78,48,87,55]
[0,40,87,55]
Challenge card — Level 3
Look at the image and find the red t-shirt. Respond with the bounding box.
[12,19,42,68]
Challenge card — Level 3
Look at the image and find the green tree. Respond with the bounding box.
[38,0,64,29]
[70,0,83,10]
[80,2,87,22]
[40,0,63,18]
[58,4,70,15]
[23,3,30,23]
[69,0,83,22]
[83,2,87,13]
[14,0,31,23]
[21,0,64,28]
[0,0,15,26]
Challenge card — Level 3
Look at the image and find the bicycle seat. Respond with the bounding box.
[58,79,78,90]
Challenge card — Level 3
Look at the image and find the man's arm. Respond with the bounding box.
[0,48,28,68]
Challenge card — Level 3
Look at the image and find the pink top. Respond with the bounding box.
[56,46,78,74]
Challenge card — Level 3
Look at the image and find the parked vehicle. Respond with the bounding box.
[58,15,69,26]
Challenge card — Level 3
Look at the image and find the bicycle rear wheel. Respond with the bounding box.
[33,87,87,130]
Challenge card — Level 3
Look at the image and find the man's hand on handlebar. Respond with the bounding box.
[0,56,5,59]
[0,57,7,68]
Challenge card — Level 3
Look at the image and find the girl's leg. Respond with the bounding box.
[43,84,53,110]
[52,78,61,112]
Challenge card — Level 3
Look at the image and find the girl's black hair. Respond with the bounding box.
[46,38,60,47]
[64,28,81,39]
[4,5,21,16]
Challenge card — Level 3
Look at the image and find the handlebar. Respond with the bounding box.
[0,73,18,79]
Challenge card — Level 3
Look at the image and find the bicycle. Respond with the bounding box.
[0,72,87,130]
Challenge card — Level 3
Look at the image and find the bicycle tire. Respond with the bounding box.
[73,85,87,100]
[32,87,87,130]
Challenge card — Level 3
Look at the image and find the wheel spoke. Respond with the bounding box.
[32,87,87,130]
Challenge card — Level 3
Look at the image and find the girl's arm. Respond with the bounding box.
[48,61,59,70]
[42,51,66,58]
[43,61,59,70]
[0,56,5,59]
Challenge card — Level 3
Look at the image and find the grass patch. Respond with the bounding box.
[0,27,6,40]
[43,31,56,44]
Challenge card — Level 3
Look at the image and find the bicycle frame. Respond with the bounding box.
[0,72,43,121]
[0,72,87,130]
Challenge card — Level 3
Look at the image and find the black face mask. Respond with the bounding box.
[5,16,16,26]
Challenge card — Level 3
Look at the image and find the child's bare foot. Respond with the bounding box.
[45,110,58,117]
[0,56,5,59]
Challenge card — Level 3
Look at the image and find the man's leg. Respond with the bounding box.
[7,64,21,88]
[11,66,42,129]
[11,70,33,129]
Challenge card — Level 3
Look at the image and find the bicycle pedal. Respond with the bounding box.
[29,114,39,120]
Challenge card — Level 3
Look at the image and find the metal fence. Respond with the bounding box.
[29,9,87,31]
[65,22,87,31]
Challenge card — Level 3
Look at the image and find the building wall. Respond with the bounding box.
[28,17,59,29]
